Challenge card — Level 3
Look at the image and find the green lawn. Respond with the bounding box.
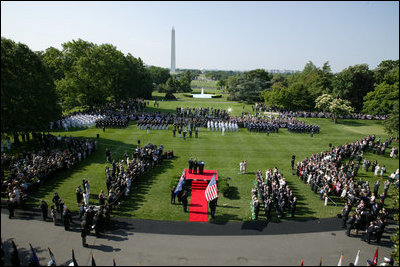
[191,79,218,89]
[18,99,399,223]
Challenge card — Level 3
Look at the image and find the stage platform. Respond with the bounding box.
[184,169,218,181]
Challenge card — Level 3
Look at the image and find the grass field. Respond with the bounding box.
[191,79,218,89]
[16,97,399,223]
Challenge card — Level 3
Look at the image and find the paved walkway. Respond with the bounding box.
[1,206,395,266]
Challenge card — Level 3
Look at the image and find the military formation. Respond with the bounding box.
[246,122,279,133]
[287,123,320,134]
[95,116,129,128]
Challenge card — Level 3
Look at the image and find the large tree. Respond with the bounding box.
[1,37,61,135]
[228,69,272,102]
[332,64,374,112]
[42,39,153,109]
[315,94,354,123]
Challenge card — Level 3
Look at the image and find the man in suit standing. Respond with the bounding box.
[209,198,217,219]
[181,190,188,212]
[189,158,193,174]
[193,159,198,174]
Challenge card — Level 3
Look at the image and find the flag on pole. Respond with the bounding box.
[372,247,378,266]
[72,249,78,266]
[354,250,360,266]
[91,254,96,266]
[338,253,343,266]
[300,258,303,266]
[10,240,20,267]
[174,170,186,195]
[113,258,117,266]
[205,175,218,202]
[48,247,57,266]
[29,243,40,266]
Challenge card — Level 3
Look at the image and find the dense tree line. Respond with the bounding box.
[1,37,160,138]
[41,39,153,109]
[1,37,61,140]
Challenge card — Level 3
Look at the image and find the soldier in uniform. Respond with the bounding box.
[209,198,217,219]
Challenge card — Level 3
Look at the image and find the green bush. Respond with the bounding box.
[211,94,222,98]
[183,93,193,98]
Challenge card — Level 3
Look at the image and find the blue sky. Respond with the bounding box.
[1,1,398,72]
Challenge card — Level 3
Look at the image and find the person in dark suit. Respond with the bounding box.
[62,207,71,231]
[81,220,89,247]
[171,186,176,204]
[365,221,376,244]
[193,159,198,174]
[7,198,15,219]
[40,200,49,221]
[181,190,188,212]
[346,214,355,236]
[189,158,193,174]
[341,204,351,228]
[376,217,385,243]
[209,198,217,219]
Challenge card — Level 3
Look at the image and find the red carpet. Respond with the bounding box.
[189,180,209,222]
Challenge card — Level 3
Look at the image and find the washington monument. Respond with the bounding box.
[171,26,176,73]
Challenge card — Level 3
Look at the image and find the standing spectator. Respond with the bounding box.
[50,205,57,225]
[62,207,72,231]
[244,160,247,174]
[171,186,176,204]
[181,190,188,212]
[81,220,89,247]
[83,190,89,206]
[40,200,49,221]
[7,197,15,219]
[98,190,106,206]
[209,198,217,219]
[76,186,83,206]
[85,180,90,197]
[52,192,60,213]
[380,165,386,178]
[240,161,244,174]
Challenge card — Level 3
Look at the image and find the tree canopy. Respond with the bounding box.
[1,37,61,134]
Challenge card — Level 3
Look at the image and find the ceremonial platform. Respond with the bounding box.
[184,169,218,181]
[186,169,218,222]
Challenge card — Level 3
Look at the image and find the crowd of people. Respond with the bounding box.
[3,134,96,219]
[207,120,239,132]
[295,134,399,243]
[136,112,174,131]
[251,103,388,121]
[251,168,297,220]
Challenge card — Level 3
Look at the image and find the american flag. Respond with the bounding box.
[205,175,218,202]
[174,170,186,195]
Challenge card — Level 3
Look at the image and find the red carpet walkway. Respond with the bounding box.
[189,180,209,222]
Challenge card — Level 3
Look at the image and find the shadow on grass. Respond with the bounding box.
[209,213,241,225]
[225,186,240,200]
[111,158,175,216]
[26,135,176,208]
[336,120,370,127]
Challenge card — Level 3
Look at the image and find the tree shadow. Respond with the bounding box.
[209,213,241,225]
[225,186,240,200]
[336,120,368,127]
[240,220,269,232]
[111,159,175,215]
